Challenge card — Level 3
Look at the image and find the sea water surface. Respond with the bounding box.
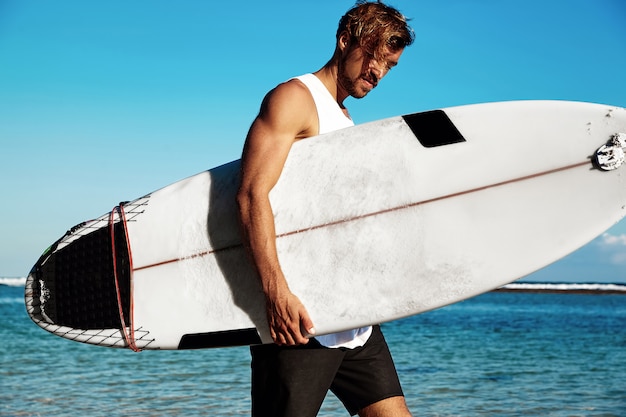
[1,279,625,416]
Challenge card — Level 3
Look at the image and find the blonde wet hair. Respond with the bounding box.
[337,1,415,60]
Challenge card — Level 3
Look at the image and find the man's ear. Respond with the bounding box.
[338,31,350,51]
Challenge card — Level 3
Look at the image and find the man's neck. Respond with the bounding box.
[313,59,349,107]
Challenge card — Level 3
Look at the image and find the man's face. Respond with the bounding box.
[337,41,404,99]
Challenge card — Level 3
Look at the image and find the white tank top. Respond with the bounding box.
[294,73,373,349]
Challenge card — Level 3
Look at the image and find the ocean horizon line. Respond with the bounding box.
[2,276,625,294]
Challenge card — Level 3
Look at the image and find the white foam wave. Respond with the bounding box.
[0,277,26,287]
[501,282,626,292]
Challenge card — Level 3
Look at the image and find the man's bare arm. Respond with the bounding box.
[237,80,317,346]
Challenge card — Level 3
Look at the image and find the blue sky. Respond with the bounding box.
[1,0,626,282]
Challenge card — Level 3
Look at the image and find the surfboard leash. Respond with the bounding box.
[109,202,140,352]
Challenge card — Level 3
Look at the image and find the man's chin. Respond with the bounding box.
[350,88,371,99]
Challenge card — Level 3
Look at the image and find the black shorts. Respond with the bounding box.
[250,325,404,417]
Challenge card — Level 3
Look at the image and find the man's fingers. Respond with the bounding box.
[301,315,316,337]
[270,323,310,346]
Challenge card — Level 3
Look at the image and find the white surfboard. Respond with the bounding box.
[25,100,626,350]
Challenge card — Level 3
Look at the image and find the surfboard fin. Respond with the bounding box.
[595,133,626,171]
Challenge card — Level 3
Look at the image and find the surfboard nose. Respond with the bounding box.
[25,219,132,331]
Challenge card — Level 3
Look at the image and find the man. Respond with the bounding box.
[237,2,414,416]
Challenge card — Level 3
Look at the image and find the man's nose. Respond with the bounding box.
[369,59,386,80]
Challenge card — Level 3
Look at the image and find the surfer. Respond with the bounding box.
[237,2,414,416]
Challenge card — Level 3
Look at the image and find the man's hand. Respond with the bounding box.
[265,288,316,346]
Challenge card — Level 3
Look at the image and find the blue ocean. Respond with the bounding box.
[1,278,625,417]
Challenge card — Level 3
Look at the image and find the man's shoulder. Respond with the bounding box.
[261,78,315,118]
[255,76,318,139]
[269,77,311,101]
